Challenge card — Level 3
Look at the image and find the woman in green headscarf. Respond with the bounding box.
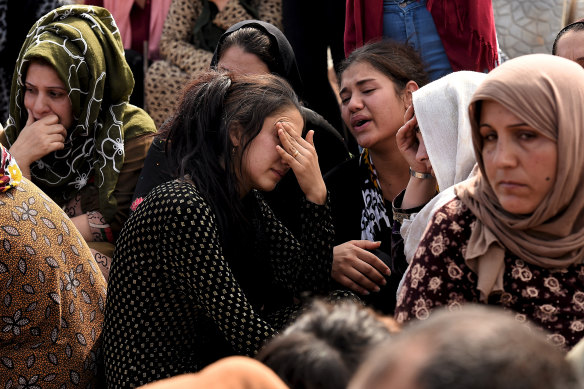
[1,5,156,279]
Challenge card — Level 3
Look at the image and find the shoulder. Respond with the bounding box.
[415,197,475,258]
[430,196,475,228]
[141,180,212,216]
[324,157,359,185]
[122,104,157,139]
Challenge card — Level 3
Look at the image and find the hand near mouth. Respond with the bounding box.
[276,121,327,205]
[6,110,67,178]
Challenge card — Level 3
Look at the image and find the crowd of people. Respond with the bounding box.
[1,1,584,388]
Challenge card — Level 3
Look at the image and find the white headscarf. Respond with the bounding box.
[401,71,487,263]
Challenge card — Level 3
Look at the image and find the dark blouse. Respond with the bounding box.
[325,158,414,314]
[395,197,584,349]
[103,179,334,387]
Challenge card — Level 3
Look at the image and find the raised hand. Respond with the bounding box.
[276,122,327,205]
[396,105,431,174]
[8,110,67,177]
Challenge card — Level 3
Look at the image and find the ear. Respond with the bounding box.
[229,124,243,148]
[403,81,420,108]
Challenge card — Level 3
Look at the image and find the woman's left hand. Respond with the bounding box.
[276,123,327,205]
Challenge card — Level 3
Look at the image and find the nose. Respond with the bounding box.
[491,138,518,169]
[346,94,363,112]
[31,93,51,118]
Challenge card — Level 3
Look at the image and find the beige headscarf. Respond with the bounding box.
[455,54,584,302]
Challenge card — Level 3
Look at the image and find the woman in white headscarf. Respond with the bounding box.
[393,70,487,264]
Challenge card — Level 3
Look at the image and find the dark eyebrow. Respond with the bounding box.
[339,78,376,95]
[24,81,67,91]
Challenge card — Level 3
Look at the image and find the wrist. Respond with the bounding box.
[305,183,327,205]
[409,167,433,180]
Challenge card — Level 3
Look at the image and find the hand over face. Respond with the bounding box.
[396,105,432,174]
[9,111,67,169]
[276,122,327,205]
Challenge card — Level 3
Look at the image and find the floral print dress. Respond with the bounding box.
[0,146,107,388]
[395,197,584,349]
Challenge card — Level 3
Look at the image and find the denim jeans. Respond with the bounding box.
[383,0,452,81]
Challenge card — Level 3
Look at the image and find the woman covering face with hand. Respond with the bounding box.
[395,54,584,349]
[1,5,156,279]
[104,71,336,387]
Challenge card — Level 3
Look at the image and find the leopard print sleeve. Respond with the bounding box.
[158,0,213,76]
[213,0,257,31]
[213,0,282,32]
[255,0,283,31]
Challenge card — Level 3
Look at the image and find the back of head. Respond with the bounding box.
[338,40,430,91]
[140,356,288,389]
[256,300,391,389]
[412,70,486,191]
[552,19,584,55]
[350,305,579,389]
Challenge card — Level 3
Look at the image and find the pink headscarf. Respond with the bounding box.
[103,0,172,60]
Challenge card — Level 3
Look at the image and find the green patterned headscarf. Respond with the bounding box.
[4,5,153,222]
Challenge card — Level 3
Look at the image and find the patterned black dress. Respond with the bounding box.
[103,179,334,388]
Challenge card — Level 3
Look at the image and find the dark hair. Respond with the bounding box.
[217,27,278,71]
[351,305,580,389]
[161,71,302,242]
[338,39,429,94]
[552,19,584,55]
[257,300,391,389]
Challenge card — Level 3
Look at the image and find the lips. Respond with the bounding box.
[496,180,527,190]
[271,168,288,179]
[350,115,371,130]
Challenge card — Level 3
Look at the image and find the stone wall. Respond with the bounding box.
[493,0,584,58]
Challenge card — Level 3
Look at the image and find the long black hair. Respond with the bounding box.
[161,71,302,241]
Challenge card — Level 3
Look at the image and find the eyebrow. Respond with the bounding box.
[339,78,376,95]
[25,81,67,91]
[479,122,530,128]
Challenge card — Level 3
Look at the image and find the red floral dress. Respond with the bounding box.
[395,197,584,349]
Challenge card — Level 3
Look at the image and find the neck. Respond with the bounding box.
[368,141,410,201]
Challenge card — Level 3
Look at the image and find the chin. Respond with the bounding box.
[499,200,536,215]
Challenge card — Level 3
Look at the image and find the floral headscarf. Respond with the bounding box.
[4,5,153,222]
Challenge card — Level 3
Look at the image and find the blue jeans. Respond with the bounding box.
[383,0,452,81]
